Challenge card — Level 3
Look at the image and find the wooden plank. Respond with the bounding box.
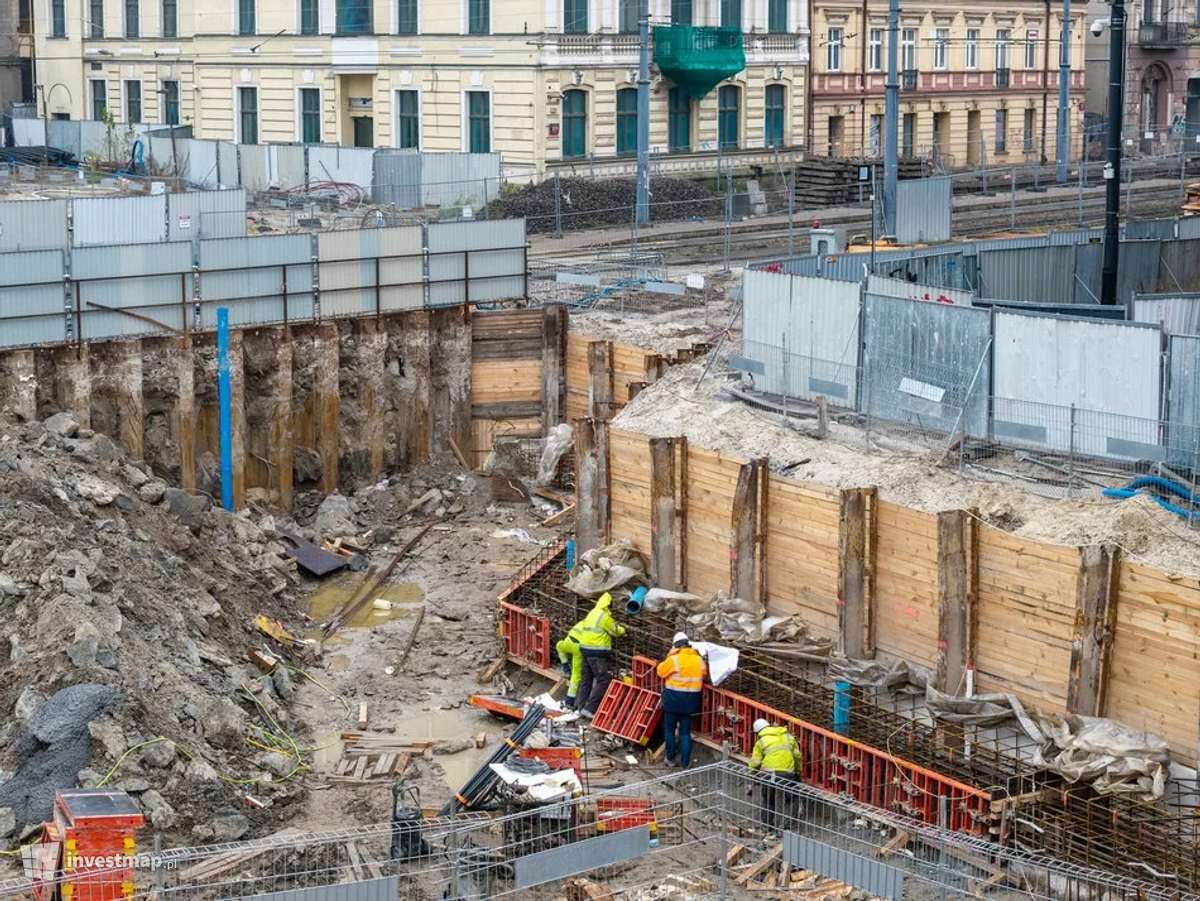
[730,460,758,601]
[358,701,369,729]
[837,487,871,659]
[937,510,977,695]
[650,436,677,590]
[575,419,602,554]
[736,845,783,886]
[588,340,615,420]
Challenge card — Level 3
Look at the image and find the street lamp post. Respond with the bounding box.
[1100,0,1126,307]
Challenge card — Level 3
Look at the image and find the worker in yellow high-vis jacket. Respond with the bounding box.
[575,592,625,718]
[555,619,586,710]
[748,718,802,832]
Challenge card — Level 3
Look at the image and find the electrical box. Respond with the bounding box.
[33,791,144,901]
[810,227,846,256]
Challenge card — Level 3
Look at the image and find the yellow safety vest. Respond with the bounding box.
[576,594,625,650]
[750,726,801,773]
[657,648,706,692]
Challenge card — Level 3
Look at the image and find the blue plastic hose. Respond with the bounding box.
[1102,473,1199,519]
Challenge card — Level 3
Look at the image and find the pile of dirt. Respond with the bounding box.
[612,359,1200,576]
[493,177,721,234]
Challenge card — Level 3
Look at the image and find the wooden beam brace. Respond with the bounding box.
[541,303,567,434]
[1067,544,1120,717]
[587,340,615,420]
[650,437,677,589]
[936,510,977,694]
[730,460,758,600]
[177,336,196,494]
[574,419,601,555]
[838,487,872,659]
[314,322,340,494]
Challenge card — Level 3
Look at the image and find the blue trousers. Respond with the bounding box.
[662,710,693,766]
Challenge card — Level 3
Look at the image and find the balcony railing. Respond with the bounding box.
[902,68,918,91]
[996,66,1010,88]
[1139,21,1190,47]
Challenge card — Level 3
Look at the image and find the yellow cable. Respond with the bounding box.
[96,738,169,788]
[283,664,353,717]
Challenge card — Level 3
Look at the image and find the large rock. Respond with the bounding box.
[313,493,357,539]
[140,739,176,769]
[66,434,124,464]
[87,717,128,760]
[201,698,247,750]
[14,687,45,723]
[121,464,150,489]
[164,488,212,531]
[0,806,15,839]
[259,752,293,778]
[67,637,99,667]
[185,759,220,784]
[0,572,20,597]
[138,480,167,505]
[209,808,250,843]
[293,446,323,484]
[43,413,79,438]
[73,474,122,506]
[139,790,176,830]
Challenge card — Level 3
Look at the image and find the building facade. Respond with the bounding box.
[1125,0,1200,151]
[0,0,34,111]
[30,0,808,175]
[809,2,1086,169]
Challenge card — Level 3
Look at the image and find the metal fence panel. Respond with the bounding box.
[188,139,220,188]
[73,195,167,246]
[896,176,951,244]
[243,876,399,901]
[427,220,526,305]
[317,226,423,316]
[1073,243,1104,303]
[78,121,110,161]
[46,120,81,160]
[992,311,1162,456]
[873,247,975,291]
[0,199,68,251]
[307,145,374,190]
[372,151,421,209]
[513,826,651,890]
[1133,293,1200,334]
[978,246,1076,302]
[199,234,314,327]
[74,243,192,340]
[866,273,974,306]
[421,152,502,209]
[168,189,248,241]
[1168,334,1200,466]
[12,118,45,146]
[1179,216,1200,240]
[239,144,270,191]
[1125,219,1176,241]
[783,833,905,901]
[1158,239,1200,292]
[276,144,306,189]
[1048,228,1104,246]
[863,293,992,437]
[1118,239,1162,304]
[217,142,240,187]
[0,249,66,347]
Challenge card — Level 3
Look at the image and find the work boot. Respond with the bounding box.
[580,709,595,719]
[563,695,577,711]
[665,758,678,768]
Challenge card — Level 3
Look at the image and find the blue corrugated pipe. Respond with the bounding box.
[1102,474,1198,518]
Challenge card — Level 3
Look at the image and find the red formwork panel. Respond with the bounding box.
[500,602,552,670]
[595,797,657,835]
[695,685,993,836]
[631,655,665,693]
[592,680,663,746]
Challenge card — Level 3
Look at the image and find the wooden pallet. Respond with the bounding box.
[329,751,411,783]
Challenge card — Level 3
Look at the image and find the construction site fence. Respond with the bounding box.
[0,219,527,350]
[0,763,1190,901]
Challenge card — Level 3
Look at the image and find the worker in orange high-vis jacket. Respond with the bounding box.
[655,632,707,768]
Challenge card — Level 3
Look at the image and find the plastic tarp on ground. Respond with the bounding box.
[74,242,193,340]
[199,234,315,327]
[427,219,526,305]
[992,312,1163,459]
[316,226,423,317]
[0,249,66,347]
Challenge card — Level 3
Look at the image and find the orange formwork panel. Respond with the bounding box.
[500,602,552,670]
[594,797,658,837]
[592,680,663,746]
[631,655,664,693]
[37,791,144,901]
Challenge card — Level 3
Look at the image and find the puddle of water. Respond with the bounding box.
[312,729,343,771]
[397,710,488,792]
[305,576,425,629]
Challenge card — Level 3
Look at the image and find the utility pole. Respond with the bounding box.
[1056,0,1072,184]
[1100,0,1126,306]
[635,0,650,226]
[882,0,899,235]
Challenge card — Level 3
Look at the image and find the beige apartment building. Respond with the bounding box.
[30,0,809,175]
[809,2,1086,169]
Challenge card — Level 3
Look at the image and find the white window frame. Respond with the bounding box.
[235,83,259,143]
[296,0,320,33]
[393,0,419,35]
[995,29,1010,70]
[827,27,842,72]
[868,28,882,71]
[122,0,138,39]
[48,0,66,36]
[965,28,979,69]
[461,87,493,153]
[901,27,916,70]
[294,85,323,142]
[461,0,490,35]
[123,78,142,124]
[933,27,948,70]
[1024,30,1037,69]
[394,87,421,149]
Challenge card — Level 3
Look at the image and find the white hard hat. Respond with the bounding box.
[753,718,770,733]
[672,632,689,644]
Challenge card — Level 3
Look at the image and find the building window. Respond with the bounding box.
[718,85,739,149]
[564,0,586,33]
[239,0,255,34]
[764,83,784,146]
[1024,30,1037,69]
[670,0,691,25]
[124,0,138,37]
[965,28,979,69]
[336,0,371,33]
[901,27,916,70]
[618,0,636,31]
[933,27,948,70]
[467,91,489,152]
[468,0,488,33]
[125,80,141,123]
[668,87,690,152]
[91,80,107,120]
[995,29,1009,69]
[869,112,882,156]
[162,0,176,36]
[162,80,179,124]
[767,0,785,33]
[238,86,258,144]
[616,87,637,155]
[396,0,414,32]
[561,89,586,159]
[868,28,882,71]
[1023,107,1035,152]
[90,0,103,37]
[298,87,321,142]
[50,0,65,36]
[300,0,318,32]
[827,115,843,155]
[995,108,1007,153]
[827,28,842,72]
[902,112,915,156]
[396,89,419,148]
[719,0,739,28]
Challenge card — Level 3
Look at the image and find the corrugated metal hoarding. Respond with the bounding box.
[1179,216,1200,240]
[0,249,66,346]
[217,142,239,187]
[1117,240,1161,303]
[1159,239,1200,293]
[741,269,861,405]
[187,139,220,187]
[1133,293,1200,335]
[372,152,422,209]
[199,234,315,328]
[238,145,270,191]
[865,273,974,306]
[308,146,375,190]
[1167,334,1200,465]
[12,119,45,146]
[862,294,991,437]
[895,176,952,244]
[275,145,307,189]
[47,120,81,161]
[73,195,167,247]
[75,243,193,340]
[427,220,526,305]
[317,226,423,316]
[978,246,1076,303]
[992,312,1162,457]
[167,189,248,240]
[421,153,502,209]
[0,200,68,251]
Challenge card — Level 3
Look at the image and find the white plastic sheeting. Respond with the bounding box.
[992,312,1163,458]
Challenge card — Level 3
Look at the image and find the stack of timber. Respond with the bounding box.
[329,731,433,782]
[728,843,867,898]
[791,157,924,207]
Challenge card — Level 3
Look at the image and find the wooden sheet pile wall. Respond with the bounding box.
[763,477,841,640]
[564,334,709,423]
[469,310,544,465]
[872,502,940,673]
